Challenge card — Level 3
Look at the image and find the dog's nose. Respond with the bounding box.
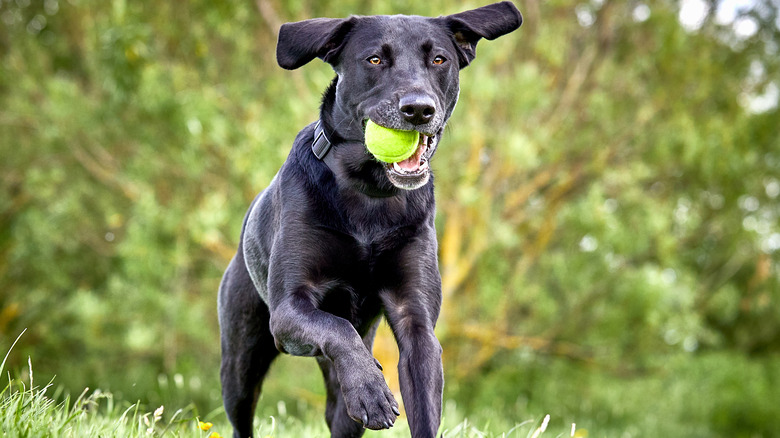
[399,94,435,125]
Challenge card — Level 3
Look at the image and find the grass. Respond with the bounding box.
[0,380,578,438]
[0,370,578,438]
[0,379,223,437]
[1,332,579,437]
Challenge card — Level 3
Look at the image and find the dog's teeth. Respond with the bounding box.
[394,163,413,174]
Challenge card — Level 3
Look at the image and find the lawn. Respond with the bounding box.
[1,338,573,438]
[0,379,571,438]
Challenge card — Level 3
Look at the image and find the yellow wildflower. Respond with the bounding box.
[209,433,223,438]
[198,421,213,431]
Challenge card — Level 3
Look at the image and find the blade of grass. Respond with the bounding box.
[0,328,27,378]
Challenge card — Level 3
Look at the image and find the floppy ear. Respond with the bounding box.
[440,1,523,68]
[276,17,356,70]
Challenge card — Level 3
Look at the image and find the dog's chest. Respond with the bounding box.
[323,225,412,277]
[309,229,408,325]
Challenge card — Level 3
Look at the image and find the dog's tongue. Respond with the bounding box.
[395,137,426,171]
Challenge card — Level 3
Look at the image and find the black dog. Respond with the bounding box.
[218,3,522,437]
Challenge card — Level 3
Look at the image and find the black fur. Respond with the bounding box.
[218,3,521,437]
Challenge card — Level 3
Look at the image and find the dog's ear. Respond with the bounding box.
[439,1,522,68]
[276,17,356,70]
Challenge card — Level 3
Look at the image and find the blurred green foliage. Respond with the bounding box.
[1,0,779,436]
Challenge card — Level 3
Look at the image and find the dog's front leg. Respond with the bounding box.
[383,296,443,438]
[381,236,444,438]
[267,283,399,431]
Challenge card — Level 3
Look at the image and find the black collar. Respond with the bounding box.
[312,120,401,198]
[312,120,338,172]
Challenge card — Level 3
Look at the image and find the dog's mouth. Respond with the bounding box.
[387,132,433,172]
[383,131,438,190]
[362,120,439,191]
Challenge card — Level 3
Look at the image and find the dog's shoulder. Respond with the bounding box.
[269,122,344,220]
[274,122,334,194]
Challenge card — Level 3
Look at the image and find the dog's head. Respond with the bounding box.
[276,2,522,191]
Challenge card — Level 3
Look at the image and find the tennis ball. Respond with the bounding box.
[364,120,420,163]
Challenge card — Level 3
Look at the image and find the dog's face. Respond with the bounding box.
[331,16,460,190]
[276,2,522,191]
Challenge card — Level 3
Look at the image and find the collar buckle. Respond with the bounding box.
[312,121,332,160]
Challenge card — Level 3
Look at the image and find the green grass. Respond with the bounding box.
[0,380,576,437]
[1,332,576,437]
[0,371,575,438]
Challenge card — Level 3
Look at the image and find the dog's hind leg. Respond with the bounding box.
[219,256,279,438]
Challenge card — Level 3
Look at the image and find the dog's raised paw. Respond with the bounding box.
[338,365,399,430]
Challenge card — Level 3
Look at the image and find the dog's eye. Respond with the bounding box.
[367,56,382,65]
[432,56,446,65]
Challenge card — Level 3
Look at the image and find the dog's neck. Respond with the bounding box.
[312,120,337,169]
[315,78,405,199]
[318,78,360,144]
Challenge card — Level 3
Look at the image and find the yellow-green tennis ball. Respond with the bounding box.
[364,120,420,163]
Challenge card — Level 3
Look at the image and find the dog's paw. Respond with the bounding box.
[337,361,399,430]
